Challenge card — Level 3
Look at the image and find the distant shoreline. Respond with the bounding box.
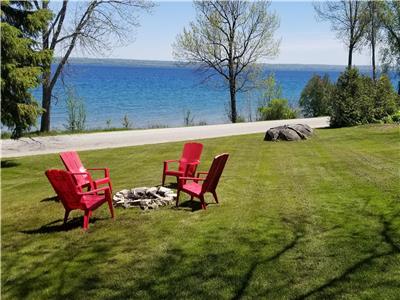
[57,57,373,72]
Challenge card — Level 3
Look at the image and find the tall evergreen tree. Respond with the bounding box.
[1,0,52,138]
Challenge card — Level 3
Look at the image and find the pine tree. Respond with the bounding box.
[1,0,52,138]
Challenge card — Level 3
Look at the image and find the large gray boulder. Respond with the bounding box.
[264,124,313,141]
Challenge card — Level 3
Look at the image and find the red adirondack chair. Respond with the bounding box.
[162,142,203,186]
[60,151,112,193]
[45,169,114,230]
[176,153,229,210]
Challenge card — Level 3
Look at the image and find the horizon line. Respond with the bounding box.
[59,56,372,68]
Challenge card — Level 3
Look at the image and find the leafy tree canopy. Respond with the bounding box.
[1,0,52,138]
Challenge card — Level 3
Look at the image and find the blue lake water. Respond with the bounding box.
[31,61,379,130]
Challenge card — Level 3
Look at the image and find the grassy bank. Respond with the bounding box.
[1,124,399,299]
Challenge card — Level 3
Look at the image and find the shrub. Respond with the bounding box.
[64,88,86,131]
[373,75,399,120]
[122,114,132,129]
[391,110,400,122]
[256,73,282,120]
[330,68,375,127]
[299,74,333,117]
[258,98,297,120]
[330,68,400,127]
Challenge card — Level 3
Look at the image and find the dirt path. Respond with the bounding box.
[1,117,330,158]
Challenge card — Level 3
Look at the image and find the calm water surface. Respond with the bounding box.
[31,62,374,130]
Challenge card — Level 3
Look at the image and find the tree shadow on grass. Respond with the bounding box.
[1,160,20,168]
[294,214,400,300]
[20,216,107,234]
[40,195,59,202]
[3,236,113,300]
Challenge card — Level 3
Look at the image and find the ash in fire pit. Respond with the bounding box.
[113,186,177,210]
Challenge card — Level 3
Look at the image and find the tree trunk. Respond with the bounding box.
[370,2,376,81]
[372,41,376,81]
[40,70,52,132]
[229,80,237,123]
[348,44,353,69]
[40,0,51,132]
[398,81,400,95]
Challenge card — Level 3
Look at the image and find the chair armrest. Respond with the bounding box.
[86,167,110,177]
[70,172,94,188]
[196,171,208,177]
[164,159,179,171]
[179,177,206,182]
[79,187,110,195]
[70,171,90,175]
[164,159,179,163]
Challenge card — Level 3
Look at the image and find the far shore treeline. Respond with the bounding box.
[1,1,399,138]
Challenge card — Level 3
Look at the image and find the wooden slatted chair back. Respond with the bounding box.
[178,142,203,176]
[45,169,83,210]
[202,153,229,193]
[60,151,89,187]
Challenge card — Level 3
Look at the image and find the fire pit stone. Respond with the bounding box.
[113,186,177,210]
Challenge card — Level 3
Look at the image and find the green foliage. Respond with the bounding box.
[235,115,246,123]
[391,110,400,122]
[330,68,374,127]
[300,74,333,117]
[379,1,400,77]
[330,68,400,127]
[258,98,298,121]
[373,75,400,119]
[259,73,282,106]
[256,73,285,120]
[64,88,86,131]
[1,1,52,138]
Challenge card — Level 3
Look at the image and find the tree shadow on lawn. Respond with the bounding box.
[20,216,107,234]
[40,195,59,202]
[1,160,20,168]
[294,213,400,300]
[3,236,113,300]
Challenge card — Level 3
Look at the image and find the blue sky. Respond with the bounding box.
[90,1,372,66]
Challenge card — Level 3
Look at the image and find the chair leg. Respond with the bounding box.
[108,199,115,219]
[199,195,206,210]
[64,210,70,224]
[108,181,113,194]
[162,173,166,186]
[176,190,180,207]
[83,210,90,230]
[212,191,219,204]
[190,195,194,201]
[105,188,115,218]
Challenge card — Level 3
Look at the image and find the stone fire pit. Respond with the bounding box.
[113,186,177,210]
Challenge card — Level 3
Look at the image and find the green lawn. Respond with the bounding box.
[2,124,399,299]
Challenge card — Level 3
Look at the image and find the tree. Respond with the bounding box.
[258,98,297,121]
[378,0,400,93]
[1,0,52,138]
[173,1,280,123]
[33,0,153,132]
[365,1,382,81]
[314,1,369,68]
[299,74,333,117]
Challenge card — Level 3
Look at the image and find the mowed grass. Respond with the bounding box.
[1,124,399,299]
